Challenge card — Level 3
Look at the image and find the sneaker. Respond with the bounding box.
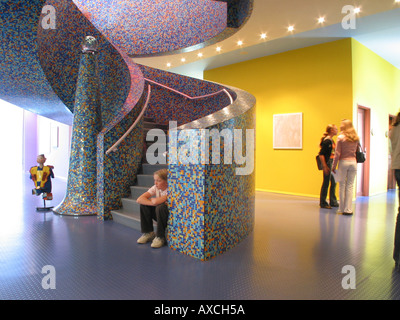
[151,237,165,248]
[137,232,155,244]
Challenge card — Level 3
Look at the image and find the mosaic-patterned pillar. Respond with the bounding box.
[167,103,255,260]
[53,36,102,216]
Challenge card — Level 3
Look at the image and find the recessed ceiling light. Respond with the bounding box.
[181,58,186,62]
[166,63,171,67]
[318,17,325,23]
[237,40,243,46]
[197,52,203,58]
[354,7,361,13]
[216,46,222,52]
[288,25,295,32]
[260,33,267,40]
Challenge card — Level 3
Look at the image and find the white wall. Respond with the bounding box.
[0,99,72,185]
[0,99,24,194]
[35,115,71,180]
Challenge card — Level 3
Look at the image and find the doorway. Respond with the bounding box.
[356,106,370,196]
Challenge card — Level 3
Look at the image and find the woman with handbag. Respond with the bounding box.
[318,124,339,209]
[332,119,360,215]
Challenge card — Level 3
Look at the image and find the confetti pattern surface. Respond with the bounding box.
[72,0,227,56]
[140,64,236,126]
[167,88,256,260]
[0,0,73,125]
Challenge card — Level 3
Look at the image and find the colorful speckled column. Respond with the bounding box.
[53,37,102,216]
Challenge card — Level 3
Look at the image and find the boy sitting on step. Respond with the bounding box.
[136,169,169,248]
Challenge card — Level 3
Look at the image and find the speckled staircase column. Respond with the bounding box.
[53,36,102,216]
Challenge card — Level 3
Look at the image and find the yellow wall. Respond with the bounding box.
[205,39,353,197]
[351,39,400,195]
[205,38,400,197]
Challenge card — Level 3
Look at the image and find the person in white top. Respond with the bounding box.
[136,168,169,248]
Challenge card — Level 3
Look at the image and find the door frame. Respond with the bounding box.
[357,105,370,197]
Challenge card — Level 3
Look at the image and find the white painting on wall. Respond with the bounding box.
[273,113,303,149]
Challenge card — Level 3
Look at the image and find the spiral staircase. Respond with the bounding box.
[0,0,256,260]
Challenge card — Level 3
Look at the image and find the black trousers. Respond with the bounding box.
[320,159,338,206]
[140,203,169,239]
[393,170,400,263]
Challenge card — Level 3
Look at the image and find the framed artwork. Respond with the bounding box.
[273,113,303,149]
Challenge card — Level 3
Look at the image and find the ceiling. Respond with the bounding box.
[133,0,400,77]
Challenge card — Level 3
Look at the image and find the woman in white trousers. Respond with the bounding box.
[332,119,359,215]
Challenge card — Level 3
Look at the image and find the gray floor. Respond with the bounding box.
[1,174,400,300]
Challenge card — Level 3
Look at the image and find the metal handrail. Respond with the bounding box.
[106,84,151,154]
[106,78,234,154]
[144,77,233,104]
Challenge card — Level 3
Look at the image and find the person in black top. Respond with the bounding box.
[318,124,339,209]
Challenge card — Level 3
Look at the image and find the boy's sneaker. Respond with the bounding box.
[151,237,165,248]
[137,232,155,244]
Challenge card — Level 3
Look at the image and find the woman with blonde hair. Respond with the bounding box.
[332,119,360,215]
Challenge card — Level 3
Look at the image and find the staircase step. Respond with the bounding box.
[145,140,168,147]
[121,197,141,212]
[146,141,168,154]
[137,174,155,187]
[142,163,168,175]
[112,117,169,231]
[145,129,168,143]
[143,116,154,122]
[130,186,149,200]
[111,209,142,231]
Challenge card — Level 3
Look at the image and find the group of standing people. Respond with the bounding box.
[320,115,400,269]
[319,119,360,215]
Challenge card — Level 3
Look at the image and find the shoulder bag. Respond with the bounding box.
[356,143,366,163]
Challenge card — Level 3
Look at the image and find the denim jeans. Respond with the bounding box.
[320,159,338,206]
[337,160,357,213]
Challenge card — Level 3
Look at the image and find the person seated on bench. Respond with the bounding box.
[30,154,54,199]
[136,168,169,248]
